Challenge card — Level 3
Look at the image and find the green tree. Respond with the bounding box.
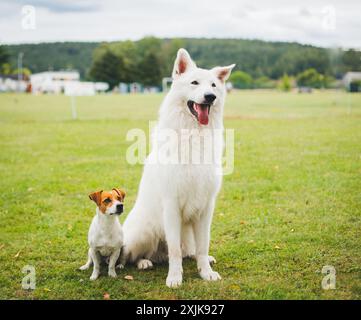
[229,71,253,89]
[1,63,12,75]
[12,67,32,77]
[296,68,324,88]
[278,74,292,91]
[342,49,361,72]
[161,38,185,77]
[0,46,9,67]
[89,50,125,89]
[138,52,162,86]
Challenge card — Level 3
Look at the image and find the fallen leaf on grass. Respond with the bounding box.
[274,245,281,250]
[240,220,247,225]
[103,293,110,300]
[124,275,134,280]
[43,288,51,292]
[0,244,5,250]
[14,250,21,258]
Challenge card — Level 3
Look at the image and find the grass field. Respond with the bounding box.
[0,90,360,300]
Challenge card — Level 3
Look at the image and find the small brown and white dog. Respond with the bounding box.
[80,188,125,280]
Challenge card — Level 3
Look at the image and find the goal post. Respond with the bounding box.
[162,77,173,92]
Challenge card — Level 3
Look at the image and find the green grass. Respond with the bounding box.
[0,90,360,300]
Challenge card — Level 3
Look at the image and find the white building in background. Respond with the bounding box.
[30,71,79,94]
[0,75,27,92]
[30,71,108,95]
[342,72,361,88]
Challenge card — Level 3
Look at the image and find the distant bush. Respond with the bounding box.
[229,71,253,89]
[296,68,325,88]
[278,74,292,92]
[254,76,276,89]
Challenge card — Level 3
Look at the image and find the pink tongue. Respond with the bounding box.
[194,103,209,125]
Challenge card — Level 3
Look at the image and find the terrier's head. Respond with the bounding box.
[88,188,126,215]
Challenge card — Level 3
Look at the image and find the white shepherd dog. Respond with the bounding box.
[122,48,235,287]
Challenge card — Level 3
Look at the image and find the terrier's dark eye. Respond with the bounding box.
[191,81,199,85]
[103,198,112,204]
[212,83,216,87]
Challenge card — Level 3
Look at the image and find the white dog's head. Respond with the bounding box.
[170,48,235,126]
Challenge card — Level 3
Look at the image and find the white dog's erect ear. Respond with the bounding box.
[213,64,236,82]
[172,48,196,78]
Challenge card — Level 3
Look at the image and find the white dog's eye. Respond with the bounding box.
[212,83,216,87]
[191,81,199,85]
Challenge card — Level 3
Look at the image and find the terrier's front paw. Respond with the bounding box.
[166,272,182,288]
[200,270,221,281]
[108,269,117,278]
[137,259,153,270]
[90,272,99,281]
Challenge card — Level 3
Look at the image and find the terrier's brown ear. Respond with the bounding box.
[89,190,103,206]
[112,188,126,200]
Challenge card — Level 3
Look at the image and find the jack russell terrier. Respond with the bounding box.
[80,188,125,280]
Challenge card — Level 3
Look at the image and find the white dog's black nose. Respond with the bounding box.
[204,93,216,103]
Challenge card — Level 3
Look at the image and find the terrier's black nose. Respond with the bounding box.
[116,204,123,213]
[204,93,216,103]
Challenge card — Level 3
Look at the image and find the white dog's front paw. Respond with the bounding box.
[137,259,153,270]
[108,269,117,278]
[90,272,99,281]
[200,270,221,281]
[166,272,183,288]
[208,256,216,265]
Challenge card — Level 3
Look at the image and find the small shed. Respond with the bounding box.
[343,72,361,92]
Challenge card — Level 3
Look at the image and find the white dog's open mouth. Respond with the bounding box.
[187,100,211,125]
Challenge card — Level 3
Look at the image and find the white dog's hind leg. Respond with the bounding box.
[137,259,153,270]
[182,223,217,264]
[181,223,196,259]
[164,201,183,288]
[79,248,93,270]
[193,200,221,281]
[151,240,168,263]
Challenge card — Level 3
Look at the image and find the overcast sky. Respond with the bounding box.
[0,0,360,48]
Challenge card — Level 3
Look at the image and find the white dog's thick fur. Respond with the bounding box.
[122,49,235,287]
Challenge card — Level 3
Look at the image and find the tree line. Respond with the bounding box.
[2,38,360,89]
